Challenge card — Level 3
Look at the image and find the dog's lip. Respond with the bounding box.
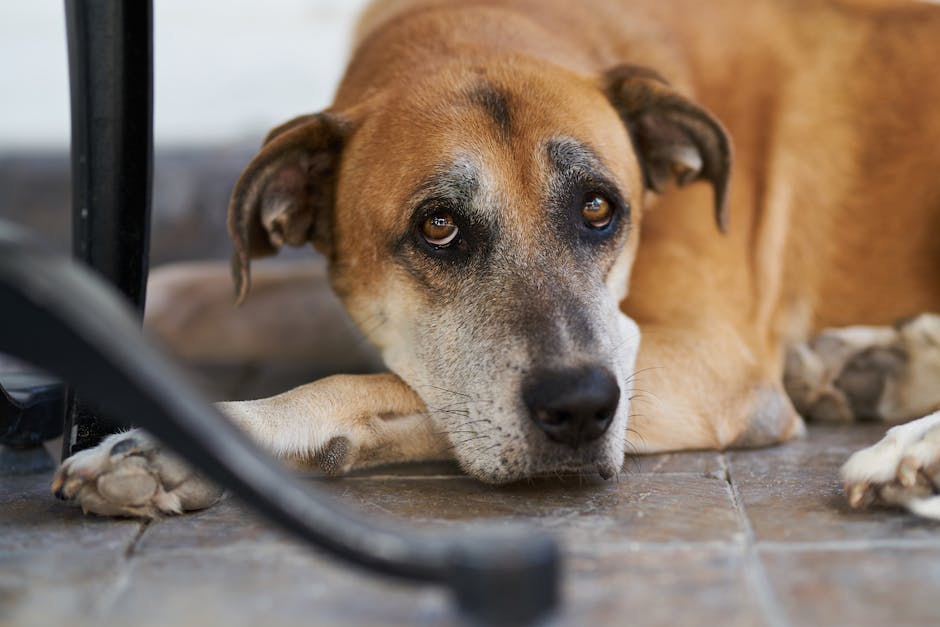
[596,462,617,480]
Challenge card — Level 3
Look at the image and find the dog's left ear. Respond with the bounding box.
[227,112,350,304]
[603,65,732,232]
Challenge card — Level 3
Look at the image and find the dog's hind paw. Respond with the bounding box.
[841,411,940,519]
[51,430,222,518]
[784,313,940,423]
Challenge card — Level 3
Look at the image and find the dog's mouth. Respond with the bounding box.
[454,435,628,484]
[440,387,631,485]
[386,300,641,484]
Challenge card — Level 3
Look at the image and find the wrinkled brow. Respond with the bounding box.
[544,136,629,208]
[410,157,480,208]
[545,137,614,179]
[467,83,512,141]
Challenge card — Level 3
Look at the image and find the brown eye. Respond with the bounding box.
[582,194,613,229]
[421,212,459,247]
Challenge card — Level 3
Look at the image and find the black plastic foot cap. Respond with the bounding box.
[447,525,560,625]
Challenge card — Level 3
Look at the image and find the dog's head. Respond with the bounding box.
[228,59,730,482]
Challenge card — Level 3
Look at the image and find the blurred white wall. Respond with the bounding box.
[0,0,370,151]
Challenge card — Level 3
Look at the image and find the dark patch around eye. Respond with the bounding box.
[544,138,631,243]
[389,162,497,295]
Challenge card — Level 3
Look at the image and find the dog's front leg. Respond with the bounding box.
[217,373,448,473]
[52,373,449,517]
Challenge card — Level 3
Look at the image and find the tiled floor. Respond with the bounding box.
[2,424,939,626]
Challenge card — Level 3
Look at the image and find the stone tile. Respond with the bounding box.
[761,547,940,626]
[105,544,456,627]
[0,471,141,552]
[315,473,743,549]
[11,424,940,626]
[0,548,131,627]
[140,471,743,558]
[136,496,284,554]
[108,541,766,627]
[561,548,767,627]
[0,471,141,626]
[625,450,725,476]
[727,424,940,543]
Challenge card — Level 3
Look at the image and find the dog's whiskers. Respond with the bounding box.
[422,384,473,399]
[444,434,492,452]
[625,425,646,449]
[468,441,501,457]
[622,365,664,387]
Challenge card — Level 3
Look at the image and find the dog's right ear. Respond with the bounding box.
[603,65,732,232]
[227,112,349,304]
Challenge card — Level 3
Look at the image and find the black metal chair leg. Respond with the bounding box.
[0,222,559,625]
[62,0,154,456]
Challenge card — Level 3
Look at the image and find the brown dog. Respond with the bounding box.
[53,0,940,518]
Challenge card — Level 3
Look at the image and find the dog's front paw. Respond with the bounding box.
[841,411,940,519]
[51,430,222,518]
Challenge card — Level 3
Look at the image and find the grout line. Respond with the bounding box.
[92,519,151,627]
[720,453,790,627]
[757,537,940,552]
[565,539,744,553]
[124,519,152,559]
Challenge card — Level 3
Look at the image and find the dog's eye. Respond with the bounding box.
[582,193,613,229]
[421,212,460,247]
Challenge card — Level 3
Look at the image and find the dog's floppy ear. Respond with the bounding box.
[603,65,732,232]
[227,112,349,303]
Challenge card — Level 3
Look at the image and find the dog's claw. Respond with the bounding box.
[898,456,921,488]
[846,481,872,509]
[51,474,68,500]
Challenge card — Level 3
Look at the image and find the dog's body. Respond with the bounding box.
[53,0,940,518]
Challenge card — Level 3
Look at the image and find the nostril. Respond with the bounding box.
[523,366,620,448]
[536,409,565,426]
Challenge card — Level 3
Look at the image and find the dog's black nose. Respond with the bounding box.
[522,366,620,448]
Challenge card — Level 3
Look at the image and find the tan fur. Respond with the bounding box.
[339,0,940,452]
[54,0,940,515]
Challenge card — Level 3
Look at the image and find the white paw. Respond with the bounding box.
[841,411,940,519]
[51,430,222,518]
